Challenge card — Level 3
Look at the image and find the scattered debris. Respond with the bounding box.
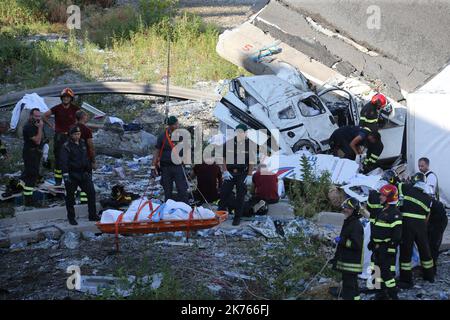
[59,232,81,250]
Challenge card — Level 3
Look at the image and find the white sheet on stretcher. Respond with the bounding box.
[99,199,215,224]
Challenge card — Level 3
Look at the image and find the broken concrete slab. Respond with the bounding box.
[93,129,157,157]
[313,211,344,229]
[0,203,98,228]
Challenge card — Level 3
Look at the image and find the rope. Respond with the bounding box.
[164,4,173,123]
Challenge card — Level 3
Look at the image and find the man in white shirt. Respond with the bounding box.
[418,157,439,200]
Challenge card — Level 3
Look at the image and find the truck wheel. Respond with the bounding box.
[293,140,317,153]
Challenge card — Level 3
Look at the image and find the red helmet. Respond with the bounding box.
[60,88,75,99]
[379,184,398,203]
[371,93,387,109]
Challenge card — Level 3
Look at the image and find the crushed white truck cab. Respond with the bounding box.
[214,75,339,154]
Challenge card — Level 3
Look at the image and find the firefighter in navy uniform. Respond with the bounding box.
[21,108,44,207]
[361,138,384,174]
[398,172,434,288]
[331,197,364,300]
[368,184,402,300]
[60,126,100,225]
[44,88,80,185]
[428,199,448,276]
[359,93,391,133]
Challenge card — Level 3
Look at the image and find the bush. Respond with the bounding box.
[0,0,45,26]
[259,229,339,299]
[288,155,333,218]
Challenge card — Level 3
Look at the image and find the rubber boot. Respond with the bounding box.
[388,288,399,300]
[232,214,241,226]
[423,268,435,283]
[374,289,389,300]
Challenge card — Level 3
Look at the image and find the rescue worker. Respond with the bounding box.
[398,172,435,288]
[151,116,189,204]
[21,108,44,207]
[418,157,439,201]
[243,163,280,217]
[428,198,448,276]
[75,110,96,204]
[60,126,99,225]
[331,197,364,300]
[368,184,402,300]
[191,158,222,205]
[44,88,80,185]
[361,137,384,174]
[329,125,382,163]
[359,93,391,132]
[218,124,256,226]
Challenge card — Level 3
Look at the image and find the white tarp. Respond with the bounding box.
[262,151,359,185]
[407,64,450,206]
[100,198,216,224]
[10,93,49,130]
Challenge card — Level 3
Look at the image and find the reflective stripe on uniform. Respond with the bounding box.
[388,248,396,253]
[402,212,427,220]
[337,261,363,273]
[385,279,396,288]
[403,196,430,213]
[354,296,361,300]
[390,265,396,272]
[373,238,391,243]
[23,186,34,196]
[373,220,402,228]
[54,169,63,178]
[421,260,434,269]
[360,117,378,123]
[367,203,383,209]
[346,239,352,248]
[401,262,412,271]
[80,192,87,202]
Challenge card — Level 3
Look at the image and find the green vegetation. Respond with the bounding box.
[0,0,245,94]
[287,155,333,218]
[96,259,214,300]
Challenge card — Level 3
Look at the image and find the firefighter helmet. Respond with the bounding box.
[341,197,361,213]
[371,93,387,109]
[382,169,399,185]
[379,184,399,203]
[411,172,426,184]
[60,87,75,99]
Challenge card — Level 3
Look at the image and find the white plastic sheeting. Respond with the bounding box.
[100,198,216,224]
[262,151,359,185]
[407,64,450,206]
[10,93,49,130]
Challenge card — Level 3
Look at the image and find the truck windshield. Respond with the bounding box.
[298,95,325,117]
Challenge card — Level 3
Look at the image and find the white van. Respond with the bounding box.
[214,75,339,153]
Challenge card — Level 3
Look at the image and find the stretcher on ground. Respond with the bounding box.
[95,199,228,250]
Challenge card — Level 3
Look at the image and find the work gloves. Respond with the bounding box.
[244,175,253,186]
[333,236,342,245]
[222,170,233,181]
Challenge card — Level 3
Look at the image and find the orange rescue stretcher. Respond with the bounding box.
[95,199,228,250]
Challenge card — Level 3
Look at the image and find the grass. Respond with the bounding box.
[259,230,339,299]
[1,0,245,94]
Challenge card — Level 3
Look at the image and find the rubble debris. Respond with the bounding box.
[78,272,163,296]
[59,232,81,250]
[93,129,157,157]
[223,271,256,281]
